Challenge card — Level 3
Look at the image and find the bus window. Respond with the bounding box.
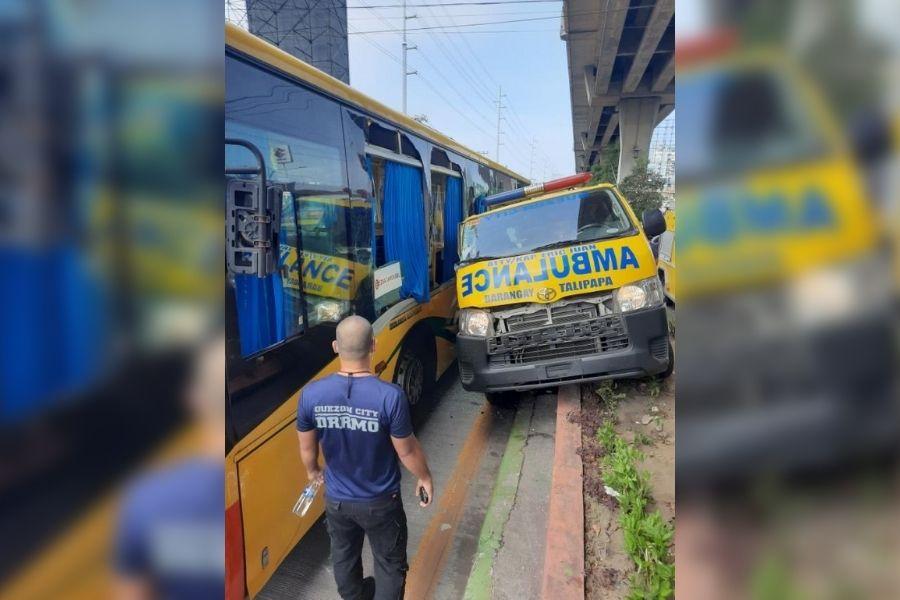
[365,150,429,312]
[430,158,463,284]
[430,173,445,287]
[225,54,354,355]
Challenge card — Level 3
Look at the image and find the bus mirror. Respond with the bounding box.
[641,209,666,239]
[226,179,281,278]
[226,137,280,278]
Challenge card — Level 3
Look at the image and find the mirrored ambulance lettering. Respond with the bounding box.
[680,187,836,249]
[460,245,640,297]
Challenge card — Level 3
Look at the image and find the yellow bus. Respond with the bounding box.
[224,24,527,599]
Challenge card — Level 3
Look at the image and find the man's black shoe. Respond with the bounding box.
[362,576,375,600]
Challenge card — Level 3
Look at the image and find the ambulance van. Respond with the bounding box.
[454,176,672,404]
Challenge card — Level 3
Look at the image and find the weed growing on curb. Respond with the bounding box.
[595,380,627,412]
[597,422,674,599]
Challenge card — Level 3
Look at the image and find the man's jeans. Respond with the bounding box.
[325,493,409,600]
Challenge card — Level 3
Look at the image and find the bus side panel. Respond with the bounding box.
[238,417,324,597]
[429,285,458,378]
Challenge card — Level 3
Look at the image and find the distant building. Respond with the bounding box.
[244,0,349,84]
[648,113,675,207]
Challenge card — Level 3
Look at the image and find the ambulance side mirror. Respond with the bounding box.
[641,209,666,239]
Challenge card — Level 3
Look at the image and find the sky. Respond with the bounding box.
[227,0,577,180]
[345,0,576,180]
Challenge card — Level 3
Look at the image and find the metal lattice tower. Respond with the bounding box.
[231,0,350,84]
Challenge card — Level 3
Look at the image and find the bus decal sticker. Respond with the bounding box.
[389,305,422,330]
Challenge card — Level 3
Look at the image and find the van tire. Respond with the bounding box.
[485,391,519,408]
[394,331,436,408]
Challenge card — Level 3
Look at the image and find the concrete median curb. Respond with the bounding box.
[540,384,585,599]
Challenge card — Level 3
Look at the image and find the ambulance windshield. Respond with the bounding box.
[678,67,826,182]
[459,189,635,262]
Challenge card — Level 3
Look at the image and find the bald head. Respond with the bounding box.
[334,315,374,361]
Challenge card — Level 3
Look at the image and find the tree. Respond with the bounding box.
[618,158,665,216]
[589,142,619,184]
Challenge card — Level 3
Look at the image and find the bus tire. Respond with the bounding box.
[485,391,519,408]
[394,330,436,409]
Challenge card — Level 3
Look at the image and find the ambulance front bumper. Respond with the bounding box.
[456,306,670,392]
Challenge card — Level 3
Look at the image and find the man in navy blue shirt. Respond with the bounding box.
[298,316,434,600]
[113,338,225,600]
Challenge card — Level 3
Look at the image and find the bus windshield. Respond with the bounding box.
[459,188,636,262]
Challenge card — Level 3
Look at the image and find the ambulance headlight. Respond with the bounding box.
[614,277,664,313]
[787,257,889,328]
[459,309,492,337]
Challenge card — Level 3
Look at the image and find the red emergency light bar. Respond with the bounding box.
[482,172,592,209]
[675,29,738,67]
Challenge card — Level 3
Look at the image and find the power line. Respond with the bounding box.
[351,9,564,19]
[414,7,496,107]
[350,25,494,148]
[351,0,561,7]
[413,4,538,162]
[352,4,498,138]
[349,6,658,19]
[348,14,568,34]
[353,29,561,33]
[414,48,497,129]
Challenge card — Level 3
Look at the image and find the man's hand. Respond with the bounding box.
[416,477,434,507]
[308,468,324,484]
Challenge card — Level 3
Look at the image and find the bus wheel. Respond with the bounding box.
[395,335,435,408]
[485,391,519,408]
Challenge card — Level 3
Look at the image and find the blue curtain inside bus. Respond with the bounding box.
[474,194,487,215]
[383,161,429,303]
[234,273,286,357]
[365,155,377,261]
[442,175,463,282]
[0,246,104,424]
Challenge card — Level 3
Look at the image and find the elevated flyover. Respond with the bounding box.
[562,0,675,179]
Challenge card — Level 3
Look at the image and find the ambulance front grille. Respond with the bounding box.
[488,314,629,366]
[503,301,599,332]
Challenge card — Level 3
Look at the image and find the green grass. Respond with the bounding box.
[633,431,654,447]
[595,380,627,411]
[597,422,674,599]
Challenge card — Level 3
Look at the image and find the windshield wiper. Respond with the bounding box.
[530,230,633,253]
[459,255,505,264]
[529,240,578,253]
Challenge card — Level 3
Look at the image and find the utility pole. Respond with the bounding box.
[402,0,417,114]
[529,137,536,180]
[495,86,506,162]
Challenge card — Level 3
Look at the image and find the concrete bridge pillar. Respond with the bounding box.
[617,96,661,182]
